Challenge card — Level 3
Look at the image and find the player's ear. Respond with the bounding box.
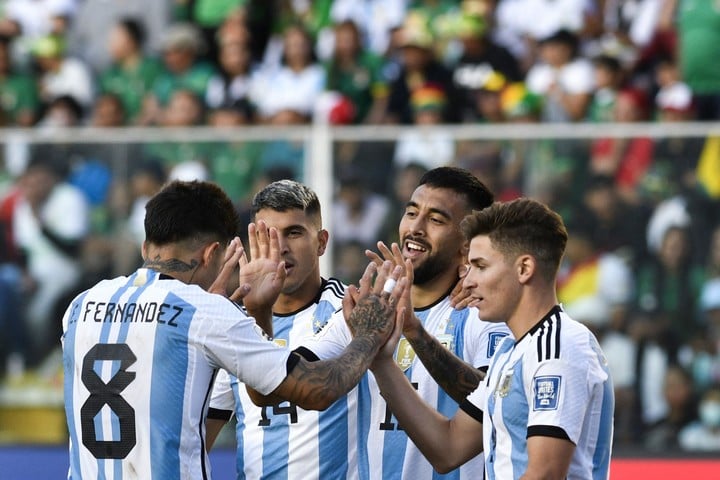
[317,229,329,256]
[516,254,534,284]
[202,241,221,266]
[141,241,147,260]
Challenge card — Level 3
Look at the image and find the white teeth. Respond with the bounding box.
[406,241,426,252]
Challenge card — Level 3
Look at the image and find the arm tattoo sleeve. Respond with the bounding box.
[408,328,485,404]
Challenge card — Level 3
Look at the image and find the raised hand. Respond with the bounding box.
[344,260,407,345]
[208,236,251,300]
[240,221,287,315]
[449,264,477,310]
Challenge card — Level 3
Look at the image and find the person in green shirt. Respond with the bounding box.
[98,18,162,124]
[0,35,38,126]
[325,20,388,124]
[139,23,216,125]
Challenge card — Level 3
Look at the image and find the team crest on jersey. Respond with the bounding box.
[395,338,416,371]
[495,369,513,398]
[487,332,509,357]
[533,376,561,411]
[436,334,454,351]
[273,339,287,348]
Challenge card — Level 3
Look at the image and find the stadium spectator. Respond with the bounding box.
[330,0,407,57]
[98,18,162,124]
[36,94,83,129]
[679,386,720,451]
[31,34,94,111]
[644,365,698,451]
[12,158,89,364]
[451,13,523,121]
[88,93,126,127]
[325,20,388,124]
[0,0,77,62]
[332,167,390,249]
[144,89,211,169]
[674,0,720,120]
[393,84,456,170]
[588,54,625,123]
[138,22,216,125]
[590,88,654,203]
[252,25,325,121]
[385,22,460,124]
[205,33,257,116]
[526,28,595,122]
[0,34,39,126]
[634,225,705,360]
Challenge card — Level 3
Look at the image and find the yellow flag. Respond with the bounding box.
[697,136,720,198]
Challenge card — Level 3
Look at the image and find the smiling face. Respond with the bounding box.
[399,185,470,285]
[254,207,326,301]
[463,235,522,323]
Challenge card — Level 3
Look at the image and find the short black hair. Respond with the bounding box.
[418,166,494,212]
[144,180,240,247]
[118,17,146,48]
[251,179,322,225]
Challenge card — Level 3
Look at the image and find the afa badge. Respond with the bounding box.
[533,376,561,411]
[395,338,416,371]
[273,339,287,348]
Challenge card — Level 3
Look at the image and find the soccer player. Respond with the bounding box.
[62,180,407,480]
[300,167,511,479]
[205,180,351,478]
[371,198,614,479]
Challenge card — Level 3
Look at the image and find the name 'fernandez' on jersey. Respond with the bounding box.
[63,268,292,480]
[208,278,352,480]
[302,295,510,480]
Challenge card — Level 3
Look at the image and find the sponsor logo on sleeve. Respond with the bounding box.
[533,375,561,411]
[487,332,509,357]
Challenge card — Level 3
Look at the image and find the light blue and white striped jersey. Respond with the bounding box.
[462,306,614,480]
[62,268,291,480]
[303,295,511,480]
[209,278,350,480]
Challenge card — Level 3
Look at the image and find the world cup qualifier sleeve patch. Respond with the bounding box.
[487,332,509,357]
[533,376,561,411]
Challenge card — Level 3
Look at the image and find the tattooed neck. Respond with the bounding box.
[143,256,198,273]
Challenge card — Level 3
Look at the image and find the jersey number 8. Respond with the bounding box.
[80,343,137,459]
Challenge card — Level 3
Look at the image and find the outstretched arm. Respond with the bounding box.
[248,261,408,411]
[370,321,484,473]
[367,243,485,403]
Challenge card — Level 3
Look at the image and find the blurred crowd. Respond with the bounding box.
[1,0,720,454]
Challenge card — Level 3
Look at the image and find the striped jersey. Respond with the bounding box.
[62,268,291,480]
[462,306,614,480]
[208,278,350,479]
[302,295,511,480]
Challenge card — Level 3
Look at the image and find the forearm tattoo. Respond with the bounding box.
[290,335,381,405]
[410,328,485,404]
[143,256,198,273]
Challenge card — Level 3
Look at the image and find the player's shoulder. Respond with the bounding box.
[319,277,346,304]
[530,307,599,363]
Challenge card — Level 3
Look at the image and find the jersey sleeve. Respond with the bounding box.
[525,357,590,444]
[195,299,292,395]
[298,308,351,360]
[463,310,512,369]
[208,369,236,416]
[460,379,487,423]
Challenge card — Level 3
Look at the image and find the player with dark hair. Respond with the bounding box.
[62,180,407,479]
[300,166,511,479]
[371,197,614,479]
[206,179,351,478]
